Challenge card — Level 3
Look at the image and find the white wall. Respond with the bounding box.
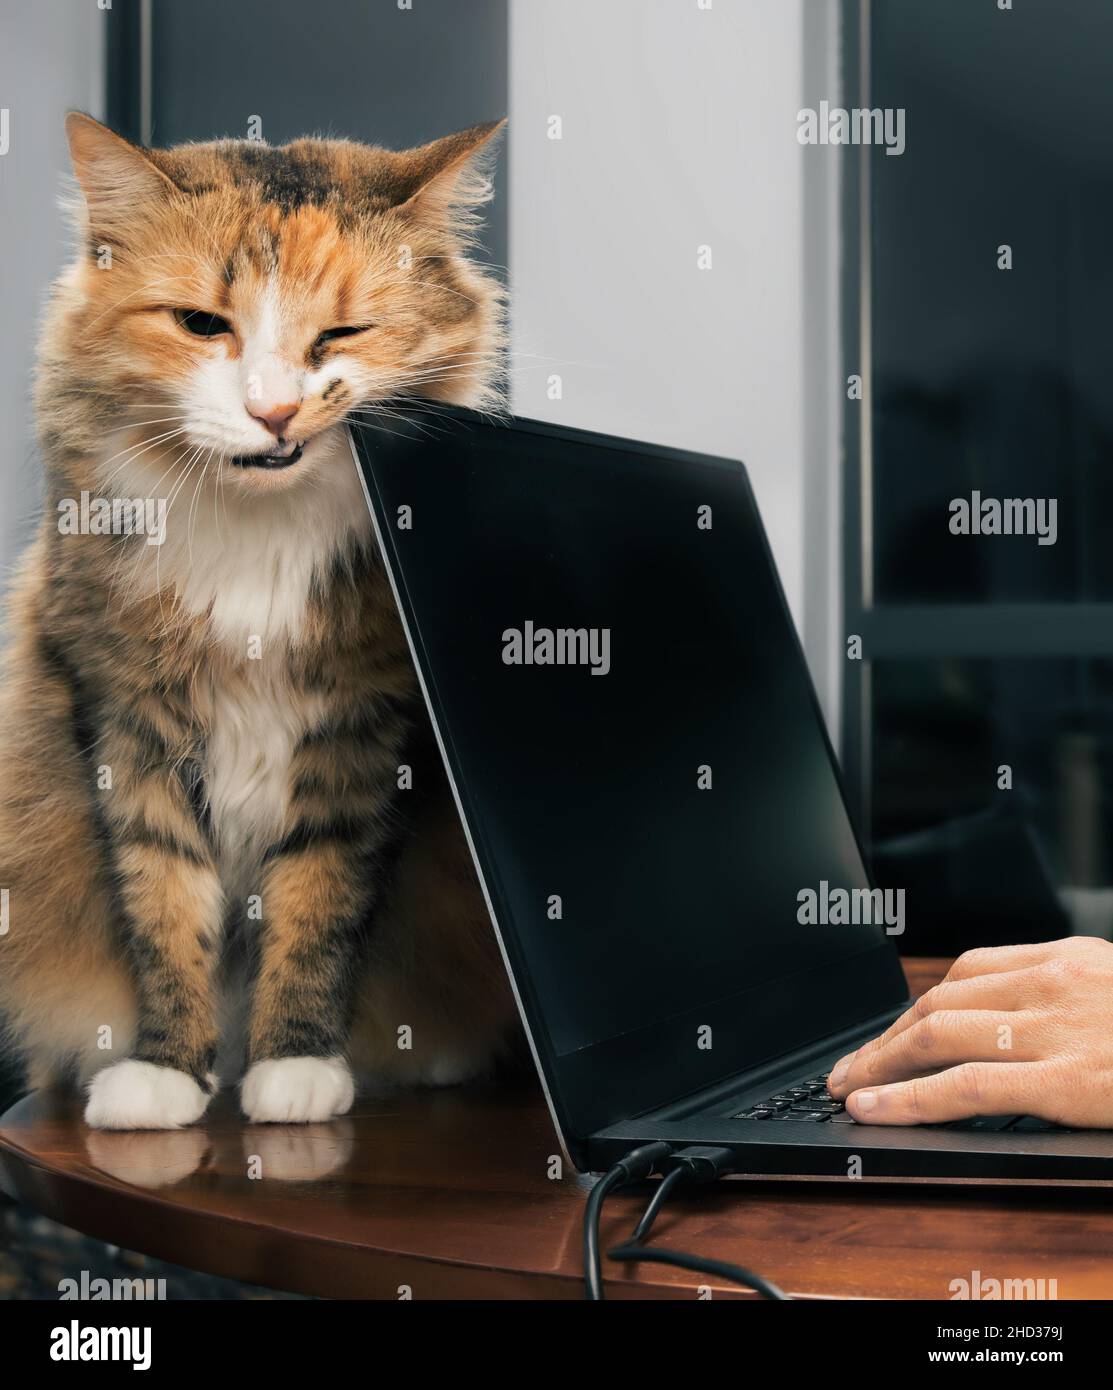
[509,0,842,725]
[0,2,104,580]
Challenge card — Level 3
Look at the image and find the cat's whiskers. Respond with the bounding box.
[151,445,209,623]
[365,365,504,401]
[71,412,196,490]
[345,407,444,445]
[97,413,230,493]
[185,451,217,567]
[104,438,196,607]
[95,427,191,491]
[212,445,230,546]
[106,437,207,609]
[404,346,585,374]
[351,398,456,425]
[96,421,196,461]
[347,403,449,443]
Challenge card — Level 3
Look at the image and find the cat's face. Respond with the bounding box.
[52,115,503,498]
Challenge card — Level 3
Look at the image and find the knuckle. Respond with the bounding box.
[1065,936,1112,973]
[1040,956,1085,990]
[913,986,942,1020]
[952,948,990,978]
[953,1062,987,1110]
[1030,1059,1074,1124]
[911,1012,943,1054]
[904,1076,928,1122]
[853,1045,878,1081]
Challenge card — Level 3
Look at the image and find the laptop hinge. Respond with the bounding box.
[650,1003,907,1124]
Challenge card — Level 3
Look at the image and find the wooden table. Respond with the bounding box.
[3,957,1113,1300]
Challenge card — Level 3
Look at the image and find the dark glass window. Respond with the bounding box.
[845,0,1113,952]
[870,0,1113,604]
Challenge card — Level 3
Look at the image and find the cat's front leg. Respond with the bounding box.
[241,717,402,1123]
[240,835,377,1124]
[84,712,223,1130]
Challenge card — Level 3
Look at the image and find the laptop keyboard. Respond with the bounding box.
[732,1073,849,1123]
[731,1073,1066,1131]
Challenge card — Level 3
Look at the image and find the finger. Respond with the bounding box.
[944,941,1072,983]
[833,1009,1043,1094]
[845,1061,1053,1126]
[828,968,1050,1095]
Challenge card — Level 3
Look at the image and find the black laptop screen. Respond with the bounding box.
[351,411,908,1148]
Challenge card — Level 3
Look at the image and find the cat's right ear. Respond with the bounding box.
[65,113,177,233]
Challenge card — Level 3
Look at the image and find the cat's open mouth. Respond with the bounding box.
[230,441,304,470]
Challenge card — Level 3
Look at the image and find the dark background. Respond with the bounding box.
[844,0,1113,954]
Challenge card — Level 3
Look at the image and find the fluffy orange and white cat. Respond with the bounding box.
[0,114,517,1129]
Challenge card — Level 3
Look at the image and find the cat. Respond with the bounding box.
[0,114,519,1129]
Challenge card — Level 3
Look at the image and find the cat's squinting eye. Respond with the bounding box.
[174,309,232,338]
[314,325,374,350]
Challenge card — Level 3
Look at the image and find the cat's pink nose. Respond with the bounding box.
[248,401,300,438]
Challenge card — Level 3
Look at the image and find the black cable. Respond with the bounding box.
[608,1241,790,1300]
[631,1163,688,1242]
[611,1145,791,1300]
[583,1167,626,1302]
[583,1142,673,1301]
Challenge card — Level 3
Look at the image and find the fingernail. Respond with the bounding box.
[829,1057,852,1089]
[853,1090,878,1114]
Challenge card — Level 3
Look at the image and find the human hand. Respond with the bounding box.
[826,937,1113,1127]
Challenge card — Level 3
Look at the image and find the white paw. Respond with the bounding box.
[240,1056,355,1125]
[84,1060,213,1131]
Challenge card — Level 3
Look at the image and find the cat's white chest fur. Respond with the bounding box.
[204,668,316,873]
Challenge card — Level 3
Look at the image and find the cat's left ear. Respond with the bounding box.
[395,119,506,228]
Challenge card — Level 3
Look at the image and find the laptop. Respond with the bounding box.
[348,406,1113,1186]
